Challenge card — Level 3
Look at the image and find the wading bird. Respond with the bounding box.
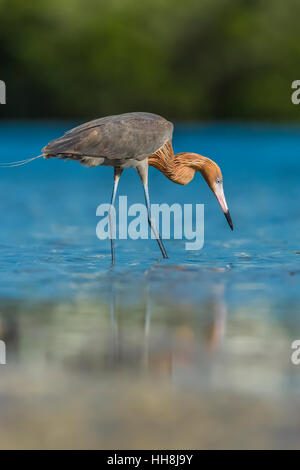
[1,112,233,264]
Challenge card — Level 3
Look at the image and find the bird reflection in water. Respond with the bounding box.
[205,283,227,352]
[107,274,228,379]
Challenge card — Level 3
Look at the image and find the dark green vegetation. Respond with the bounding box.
[1,0,299,121]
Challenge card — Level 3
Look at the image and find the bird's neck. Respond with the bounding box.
[148,141,207,185]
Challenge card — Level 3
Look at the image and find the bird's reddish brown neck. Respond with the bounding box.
[148,140,208,185]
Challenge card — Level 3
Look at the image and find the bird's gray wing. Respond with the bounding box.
[43,112,174,162]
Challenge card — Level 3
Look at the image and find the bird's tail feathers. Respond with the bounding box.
[0,154,43,167]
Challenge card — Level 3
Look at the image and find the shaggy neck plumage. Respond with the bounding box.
[148,140,208,185]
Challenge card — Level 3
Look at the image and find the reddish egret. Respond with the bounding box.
[1,112,233,264]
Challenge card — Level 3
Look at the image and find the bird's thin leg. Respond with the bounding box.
[143,184,168,258]
[137,163,168,259]
[109,167,122,266]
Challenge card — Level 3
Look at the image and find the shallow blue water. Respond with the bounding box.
[0,122,299,301]
[0,122,300,448]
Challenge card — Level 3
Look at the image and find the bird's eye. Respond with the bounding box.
[216,177,221,184]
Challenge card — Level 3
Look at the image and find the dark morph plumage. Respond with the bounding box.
[42,112,174,169]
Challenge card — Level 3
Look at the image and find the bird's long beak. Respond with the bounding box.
[214,184,233,230]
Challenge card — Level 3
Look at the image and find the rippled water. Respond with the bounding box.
[0,122,300,449]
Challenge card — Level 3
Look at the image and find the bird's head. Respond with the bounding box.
[150,145,233,230]
[191,156,233,230]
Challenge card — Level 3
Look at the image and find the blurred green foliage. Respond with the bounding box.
[0,0,299,121]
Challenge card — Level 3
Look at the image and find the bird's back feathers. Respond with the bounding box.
[43,112,174,167]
